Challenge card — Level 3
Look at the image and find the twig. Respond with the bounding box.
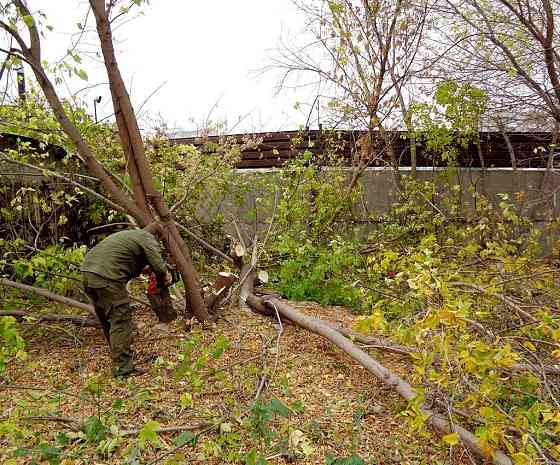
[0,310,98,327]
[450,281,538,323]
[175,222,233,264]
[486,270,556,288]
[202,354,260,380]
[5,415,82,430]
[144,421,221,465]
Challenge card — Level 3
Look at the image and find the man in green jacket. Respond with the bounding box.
[81,224,172,377]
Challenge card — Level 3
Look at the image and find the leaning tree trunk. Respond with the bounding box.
[1,1,210,321]
[89,0,209,321]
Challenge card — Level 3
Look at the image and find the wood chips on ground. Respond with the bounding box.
[1,296,472,465]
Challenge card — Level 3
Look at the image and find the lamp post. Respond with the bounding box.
[93,96,102,123]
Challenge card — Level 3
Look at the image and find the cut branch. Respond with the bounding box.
[0,278,95,317]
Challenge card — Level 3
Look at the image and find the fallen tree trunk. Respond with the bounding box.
[247,295,512,465]
[248,294,560,375]
[0,310,99,327]
[0,278,95,317]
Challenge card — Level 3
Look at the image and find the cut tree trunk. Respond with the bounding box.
[204,272,236,313]
[246,295,512,465]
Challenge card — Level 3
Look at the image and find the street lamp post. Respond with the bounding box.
[93,96,102,123]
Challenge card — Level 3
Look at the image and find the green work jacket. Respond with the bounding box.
[81,229,167,283]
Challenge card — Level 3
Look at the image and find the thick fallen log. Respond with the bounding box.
[0,278,95,317]
[0,310,99,327]
[247,295,512,465]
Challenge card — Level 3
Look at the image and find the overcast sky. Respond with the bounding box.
[11,1,318,134]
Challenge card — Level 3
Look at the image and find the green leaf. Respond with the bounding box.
[138,420,160,449]
[179,392,193,408]
[266,399,290,417]
[172,431,196,447]
[245,449,267,465]
[210,334,229,358]
[290,399,305,414]
[37,443,62,465]
[83,416,107,443]
[76,68,88,81]
[22,15,34,28]
[325,454,365,465]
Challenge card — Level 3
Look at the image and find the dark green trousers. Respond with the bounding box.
[82,272,133,376]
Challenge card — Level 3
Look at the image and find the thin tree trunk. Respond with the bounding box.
[475,140,487,198]
[540,122,559,215]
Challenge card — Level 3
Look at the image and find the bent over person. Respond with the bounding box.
[81,224,172,377]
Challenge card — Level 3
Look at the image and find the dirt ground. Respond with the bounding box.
[1,297,471,465]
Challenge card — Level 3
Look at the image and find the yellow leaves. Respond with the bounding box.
[522,341,537,352]
[543,410,560,433]
[428,369,449,387]
[354,309,387,333]
[442,432,460,445]
[179,392,193,409]
[494,343,520,369]
[552,349,560,359]
[551,444,560,460]
[479,406,496,420]
[511,452,532,465]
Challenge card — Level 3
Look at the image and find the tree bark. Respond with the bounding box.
[204,271,236,313]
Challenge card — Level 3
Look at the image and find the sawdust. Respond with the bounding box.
[1,298,471,465]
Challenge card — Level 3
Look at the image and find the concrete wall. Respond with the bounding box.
[214,167,558,252]
[231,167,555,215]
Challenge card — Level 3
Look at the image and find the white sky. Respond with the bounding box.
[11,1,320,134]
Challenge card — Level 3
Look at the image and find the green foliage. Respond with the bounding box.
[411,80,487,163]
[138,420,160,449]
[0,316,25,374]
[244,448,268,465]
[325,454,365,465]
[266,145,559,462]
[276,237,362,307]
[174,332,230,390]
[14,442,62,465]
[271,149,364,307]
[144,130,251,263]
[8,244,85,296]
[83,416,108,444]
